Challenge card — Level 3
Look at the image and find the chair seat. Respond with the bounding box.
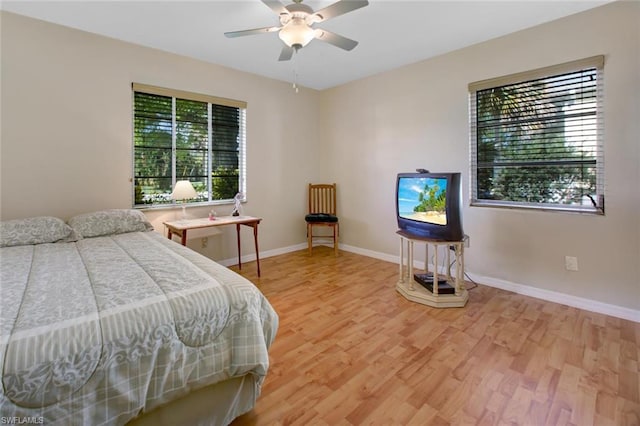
[305,213,338,223]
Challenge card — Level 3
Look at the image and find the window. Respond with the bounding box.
[132,83,246,208]
[469,56,604,214]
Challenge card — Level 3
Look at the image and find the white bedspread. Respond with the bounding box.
[0,231,278,425]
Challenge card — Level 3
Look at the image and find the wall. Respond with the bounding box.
[0,11,323,259]
[1,3,638,319]
[320,1,640,315]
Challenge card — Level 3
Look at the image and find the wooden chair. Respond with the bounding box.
[305,183,339,256]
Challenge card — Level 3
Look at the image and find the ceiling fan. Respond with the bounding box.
[224,0,369,61]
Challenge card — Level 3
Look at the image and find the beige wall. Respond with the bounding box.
[0,11,323,259]
[1,2,639,315]
[320,1,640,312]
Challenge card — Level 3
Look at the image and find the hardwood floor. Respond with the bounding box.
[230,246,640,425]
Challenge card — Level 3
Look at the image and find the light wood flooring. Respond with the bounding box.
[230,246,640,425]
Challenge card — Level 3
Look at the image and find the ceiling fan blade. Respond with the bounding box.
[310,0,369,23]
[261,0,289,16]
[278,45,295,61]
[224,26,281,38]
[314,29,358,51]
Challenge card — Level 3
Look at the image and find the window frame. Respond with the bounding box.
[131,83,247,209]
[469,56,605,215]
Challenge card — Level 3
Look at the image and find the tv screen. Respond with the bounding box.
[397,176,449,226]
[396,172,463,241]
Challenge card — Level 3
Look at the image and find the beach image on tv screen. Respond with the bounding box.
[398,177,447,225]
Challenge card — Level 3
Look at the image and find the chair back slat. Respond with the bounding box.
[308,183,337,215]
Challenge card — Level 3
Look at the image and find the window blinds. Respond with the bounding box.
[469,56,604,213]
[132,84,246,207]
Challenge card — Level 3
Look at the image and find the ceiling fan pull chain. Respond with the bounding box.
[292,50,299,93]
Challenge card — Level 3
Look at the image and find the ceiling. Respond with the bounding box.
[1,0,612,90]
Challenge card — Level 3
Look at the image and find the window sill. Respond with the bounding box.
[134,200,238,212]
[470,200,604,215]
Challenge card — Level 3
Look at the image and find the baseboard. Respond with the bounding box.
[217,241,338,267]
[217,243,307,268]
[339,244,399,264]
[216,242,639,323]
[339,244,640,323]
[466,272,640,323]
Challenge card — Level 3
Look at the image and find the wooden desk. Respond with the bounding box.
[164,216,262,277]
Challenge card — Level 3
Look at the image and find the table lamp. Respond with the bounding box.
[171,180,197,221]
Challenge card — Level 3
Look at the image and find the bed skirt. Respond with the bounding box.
[128,374,258,426]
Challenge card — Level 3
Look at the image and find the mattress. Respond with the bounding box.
[0,230,278,425]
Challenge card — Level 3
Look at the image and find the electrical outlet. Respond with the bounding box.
[201,237,208,248]
[565,256,578,271]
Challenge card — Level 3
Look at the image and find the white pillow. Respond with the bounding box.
[68,209,154,238]
[0,216,78,247]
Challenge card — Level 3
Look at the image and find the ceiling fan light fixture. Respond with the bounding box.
[225,0,369,62]
[278,18,315,48]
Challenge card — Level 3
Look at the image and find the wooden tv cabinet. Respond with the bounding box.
[396,230,469,308]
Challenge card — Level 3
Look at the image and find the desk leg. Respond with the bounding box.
[253,223,261,277]
[236,224,242,271]
[235,222,261,277]
[166,228,187,246]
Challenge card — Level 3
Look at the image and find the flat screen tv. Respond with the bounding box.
[396,171,464,241]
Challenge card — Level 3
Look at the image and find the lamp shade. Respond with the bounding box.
[171,180,197,201]
[278,19,316,48]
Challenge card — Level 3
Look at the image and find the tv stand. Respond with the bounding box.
[396,230,469,308]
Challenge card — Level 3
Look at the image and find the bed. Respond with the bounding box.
[0,210,278,425]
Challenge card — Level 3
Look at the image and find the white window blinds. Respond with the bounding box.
[469,56,604,214]
[132,83,246,207]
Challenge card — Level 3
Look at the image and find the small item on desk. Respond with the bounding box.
[209,209,217,221]
[231,192,244,217]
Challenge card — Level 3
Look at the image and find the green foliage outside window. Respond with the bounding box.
[133,91,244,207]
[473,65,601,211]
